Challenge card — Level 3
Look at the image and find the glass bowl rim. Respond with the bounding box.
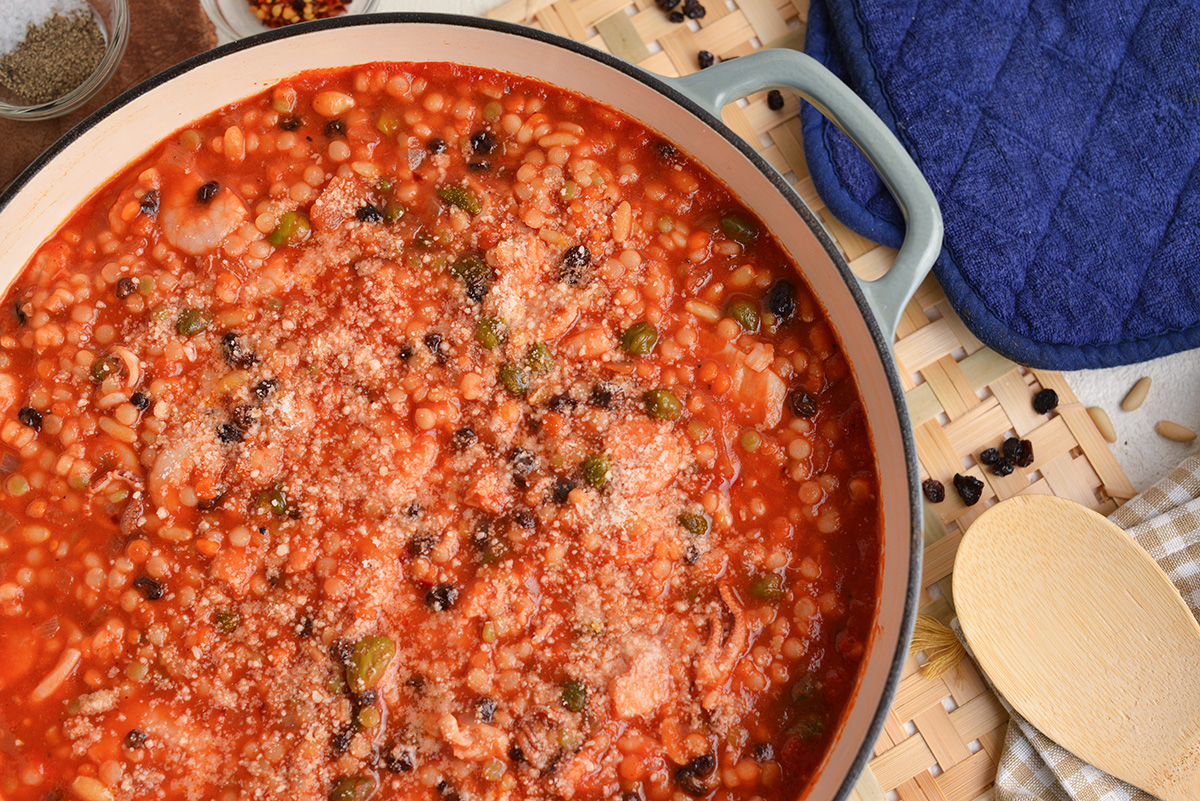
[0,0,132,121]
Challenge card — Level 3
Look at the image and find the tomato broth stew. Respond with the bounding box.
[0,63,880,801]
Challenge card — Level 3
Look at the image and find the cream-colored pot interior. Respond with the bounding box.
[0,19,917,801]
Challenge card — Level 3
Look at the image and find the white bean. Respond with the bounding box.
[312,91,355,117]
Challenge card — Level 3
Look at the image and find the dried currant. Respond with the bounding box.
[18,407,42,431]
[355,204,385,224]
[196,181,219,204]
[1001,437,1023,461]
[676,754,717,797]
[921,479,945,503]
[991,458,1015,477]
[425,583,459,612]
[475,696,497,723]
[551,476,576,504]
[766,279,796,321]
[133,576,164,600]
[1032,388,1058,414]
[952,473,984,506]
[590,383,614,408]
[452,427,477,450]
[1015,439,1035,468]
[787,389,817,418]
[559,244,591,284]
[116,276,139,297]
[470,130,496,155]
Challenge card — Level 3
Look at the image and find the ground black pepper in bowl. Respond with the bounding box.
[0,10,106,105]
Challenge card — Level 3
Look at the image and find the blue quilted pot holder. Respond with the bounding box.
[801,0,1200,369]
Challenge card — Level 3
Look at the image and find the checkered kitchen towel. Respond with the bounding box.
[972,456,1200,801]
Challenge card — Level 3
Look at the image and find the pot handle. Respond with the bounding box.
[669,49,943,340]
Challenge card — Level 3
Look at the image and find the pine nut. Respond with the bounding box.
[1121,376,1151,411]
[1087,406,1117,443]
[1156,420,1196,443]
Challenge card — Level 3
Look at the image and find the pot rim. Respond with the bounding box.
[0,14,923,800]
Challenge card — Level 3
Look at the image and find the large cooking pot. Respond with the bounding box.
[0,14,942,801]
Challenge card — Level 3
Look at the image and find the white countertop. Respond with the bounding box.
[219,0,1200,493]
[1066,352,1199,491]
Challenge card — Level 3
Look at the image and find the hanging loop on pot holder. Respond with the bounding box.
[670,50,943,341]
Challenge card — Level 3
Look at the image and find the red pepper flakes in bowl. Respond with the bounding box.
[248,0,349,27]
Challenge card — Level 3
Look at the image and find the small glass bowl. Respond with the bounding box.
[201,0,383,43]
[0,0,130,121]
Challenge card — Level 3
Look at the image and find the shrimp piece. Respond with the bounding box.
[464,457,509,514]
[309,175,374,231]
[487,235,554,327]
[610,636,671,719]
[513,712,563,771]
[438,714,510,761]
[30,647,81,703]
[31,242,72,283]
[461,569,536,637]
[725,344,786,427]
[552,725,618,800]
[609,418,682,496]
[210,547,255,596]
[487,231,548,285]
[111,345,142,391]
[147,430,227,513]
[526,290,581,341]
[378,433,438,507]
[562,326,613,359]
[326,544,403,628]
[159,172,249,256]
[694,583,749,711]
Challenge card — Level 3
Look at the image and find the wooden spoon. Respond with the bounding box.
[954,494,1200,801]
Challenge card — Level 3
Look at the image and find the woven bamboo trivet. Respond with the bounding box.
[485,1,1137,799]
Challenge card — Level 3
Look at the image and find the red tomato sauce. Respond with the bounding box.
[0,63,880,801]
